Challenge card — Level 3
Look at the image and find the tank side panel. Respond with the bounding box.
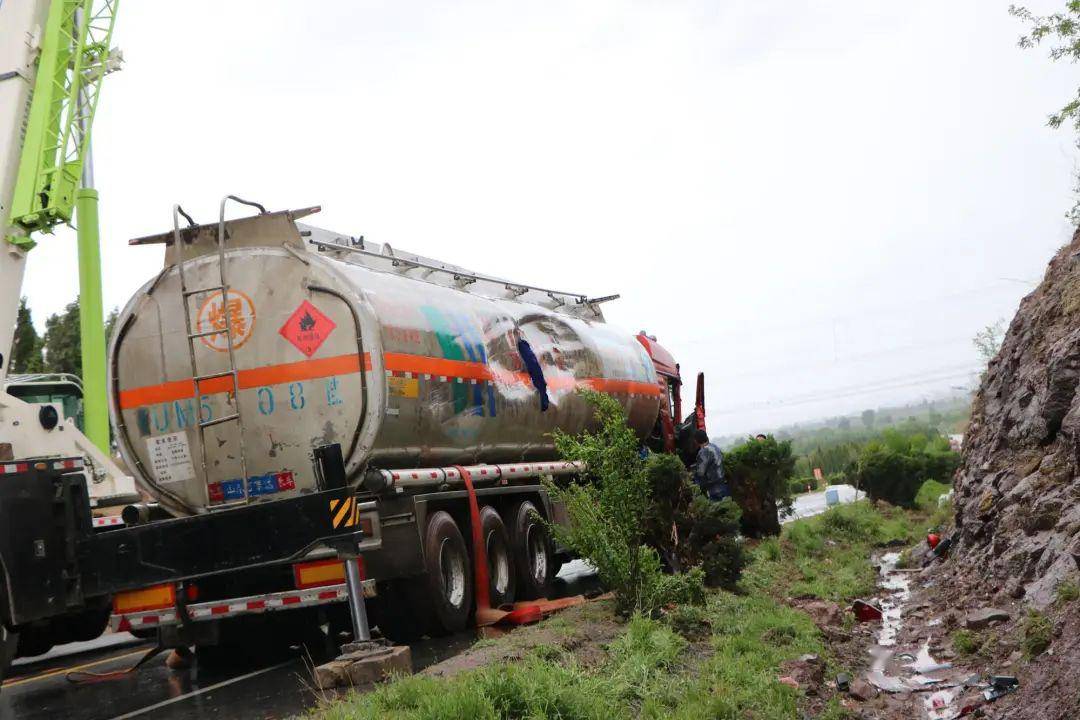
[334,264,661,467]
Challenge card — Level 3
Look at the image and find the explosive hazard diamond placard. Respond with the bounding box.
[279,300,336,357]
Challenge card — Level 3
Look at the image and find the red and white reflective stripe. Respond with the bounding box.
[1,463,30,475]
[53,459,83,470]
[93,516,125,528]
[378,460,583,489]
[108,581,372,632]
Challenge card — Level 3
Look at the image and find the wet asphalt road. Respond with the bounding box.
[0,562,602,720]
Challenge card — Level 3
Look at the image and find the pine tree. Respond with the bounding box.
[43,299,82,376]
[10,297,44,374]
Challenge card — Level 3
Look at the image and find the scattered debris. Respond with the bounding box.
[777,675,800,690]
[779,653,824,693]
[796,598,844,628]
[851,599,883,622]
[931,536,953,560]
[983,674,1020,702]
[834,672,850,692]
[963,608,1010,630]
[927,532,941,550]
[848,677,879,701]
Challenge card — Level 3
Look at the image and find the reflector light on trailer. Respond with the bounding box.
[1,463,30,475]
[112,583,175,614]
[293,558,355,589]
[53,459,83,470]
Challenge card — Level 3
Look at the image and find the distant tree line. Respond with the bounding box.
[9,297,117,377]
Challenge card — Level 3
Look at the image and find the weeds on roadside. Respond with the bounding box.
[1022,610,1053,658]
[1056,579,1079,604]
[952,629,983,656]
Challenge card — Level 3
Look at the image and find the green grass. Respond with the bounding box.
[743,501,916,602]
[914,479,951,511]
[951,629,983,656]
[1022,610,1053,659]
[312,596,832,720]
[309,504,918,720]
[1056,580,1079,604]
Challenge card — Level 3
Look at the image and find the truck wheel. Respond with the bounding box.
[418,511,472,636]
[479,506,516,607]
[509,501,554,600]
[0,624,16,686]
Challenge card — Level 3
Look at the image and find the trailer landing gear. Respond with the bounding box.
[313,547,412,689]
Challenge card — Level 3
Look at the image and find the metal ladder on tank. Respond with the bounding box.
[171,195,267,508]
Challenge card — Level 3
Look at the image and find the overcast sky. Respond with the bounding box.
[20,0,1079,435]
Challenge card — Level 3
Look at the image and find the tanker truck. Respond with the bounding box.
[100,201,705,648]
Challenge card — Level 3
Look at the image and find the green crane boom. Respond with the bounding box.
[2,0,120,453]
[8,0,118,247]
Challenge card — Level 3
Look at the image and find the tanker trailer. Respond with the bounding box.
[106,202,694,644]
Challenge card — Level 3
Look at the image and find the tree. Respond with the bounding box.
[973,319,1006,369]
[723,435,796,537]
[861,408,876,429]
[10,298,44,373]
[1010,3,1080,223]
[105,307,119,345]
[43,300,82,375]
[548,391,705,614]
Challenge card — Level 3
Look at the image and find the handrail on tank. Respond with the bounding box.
[308,238,588,302]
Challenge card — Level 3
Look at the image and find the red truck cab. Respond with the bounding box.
[636,332,706,462]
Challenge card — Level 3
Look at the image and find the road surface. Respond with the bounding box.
[0,567,602,720]
[783,484,864,523]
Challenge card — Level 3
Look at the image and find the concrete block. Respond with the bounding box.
[314,644,412,689]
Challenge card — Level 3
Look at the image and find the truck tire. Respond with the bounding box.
[479,506,516,608]
[509,501,554,600]
[417,510,472,636]
[0,624,16,687]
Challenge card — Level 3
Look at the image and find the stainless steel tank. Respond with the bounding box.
[108,207,662,515]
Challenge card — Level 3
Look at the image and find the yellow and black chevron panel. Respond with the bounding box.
[329,496,360,529]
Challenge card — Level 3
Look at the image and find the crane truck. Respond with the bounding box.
[0,0,707,677]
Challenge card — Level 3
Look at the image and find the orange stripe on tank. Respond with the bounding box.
[118,353,370,409]
[117,350,659,410]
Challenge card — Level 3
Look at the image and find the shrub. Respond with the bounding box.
[952,629,982,656]
[724,435,796,537]
[1022,610,1053,658]
[644,451,745,590]
[547,391,705,615]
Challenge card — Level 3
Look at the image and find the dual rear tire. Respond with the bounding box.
[375,501,555,642]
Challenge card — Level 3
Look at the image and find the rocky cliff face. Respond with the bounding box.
[954,232,1080,607]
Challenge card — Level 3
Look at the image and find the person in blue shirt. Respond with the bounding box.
[692,429,729,500]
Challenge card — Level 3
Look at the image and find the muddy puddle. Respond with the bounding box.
[862,551,980,720]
